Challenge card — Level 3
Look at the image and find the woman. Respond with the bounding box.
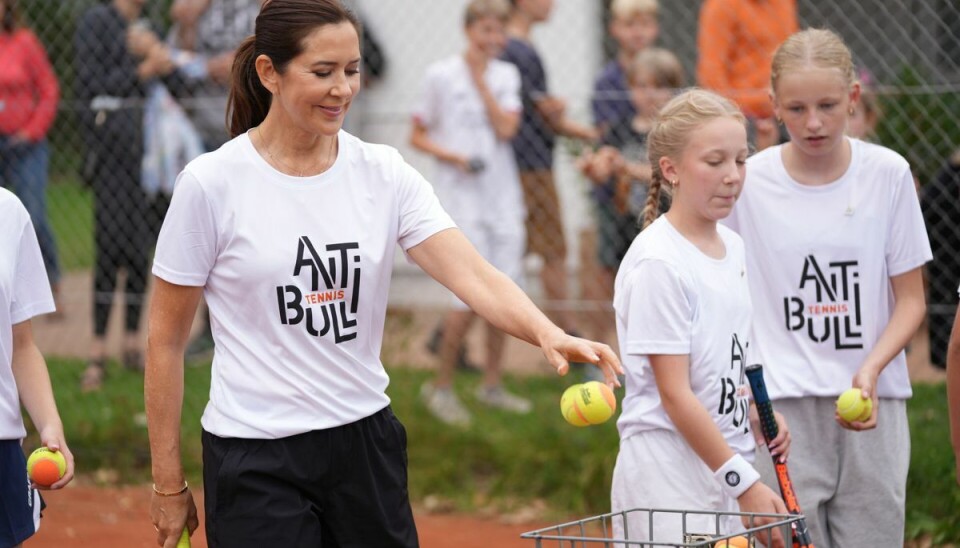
[0,0,61,310]
[145,1,621,546]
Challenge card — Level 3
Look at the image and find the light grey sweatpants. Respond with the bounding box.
[754,397,909,548]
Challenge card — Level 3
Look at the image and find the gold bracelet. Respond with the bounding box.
[152,480,188,497]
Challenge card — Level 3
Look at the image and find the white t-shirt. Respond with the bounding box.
[153,131,455,438]
[724,138,932,400]
[0,189,55,440]
[614,217,755,458]
[412,55,525,224]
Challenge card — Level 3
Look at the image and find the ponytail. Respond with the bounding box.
[228,36,272,138]
[641,169,665,230]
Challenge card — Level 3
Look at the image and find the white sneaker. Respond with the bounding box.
[475,385,532,414]
[421,384,472,427]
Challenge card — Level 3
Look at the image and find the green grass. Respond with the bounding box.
[905,383,960,543]
[28,359,960,541]
[48,178,94,272]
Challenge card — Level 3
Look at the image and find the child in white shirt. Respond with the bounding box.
[612,89,789,545]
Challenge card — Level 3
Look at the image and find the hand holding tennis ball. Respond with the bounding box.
[836,388,873,422]
[560,381,616,426]
[26,447,67,487]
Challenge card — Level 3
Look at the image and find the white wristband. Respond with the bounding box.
[713,454,760,499]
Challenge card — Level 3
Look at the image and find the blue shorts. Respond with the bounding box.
[0,440,43,548]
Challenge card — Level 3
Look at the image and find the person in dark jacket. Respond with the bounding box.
[74,0,179,390]
[922,149,960,369]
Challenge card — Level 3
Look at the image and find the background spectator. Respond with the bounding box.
[579,47,682,347]
[411,0,530,427]
[591,0,659,136]
[0,0,61,314]
[168,0,261,360]
[847,68,881,141]
[74,0,178,390]
[697,0,797,151]
[922,149,960,369]
[501,0,598,343]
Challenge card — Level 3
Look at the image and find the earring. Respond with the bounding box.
[671,179,679,187]
[848,107,855,115]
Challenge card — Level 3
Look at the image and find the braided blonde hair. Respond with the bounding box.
[641,88,746,229]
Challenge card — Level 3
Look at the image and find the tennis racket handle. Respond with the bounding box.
[745,365,779,441]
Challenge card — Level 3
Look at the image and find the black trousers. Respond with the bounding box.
[202,407,418,547]
[91,133,148,336]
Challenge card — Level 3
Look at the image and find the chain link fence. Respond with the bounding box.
[5,0,958,400]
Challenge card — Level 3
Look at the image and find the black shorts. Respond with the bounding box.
[202,406,417,547]
[0,440,43,548]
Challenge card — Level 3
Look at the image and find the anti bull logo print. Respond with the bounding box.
[783,255,863,349]
[276,236,360,344]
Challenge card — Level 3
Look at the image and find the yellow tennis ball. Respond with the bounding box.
[836,388,872,422]
[177,528,191,548]
[561,384,590,427]
[561,382,616,426]
[26,447,66,487]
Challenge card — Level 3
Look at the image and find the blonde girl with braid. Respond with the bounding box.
[611,88,789,545]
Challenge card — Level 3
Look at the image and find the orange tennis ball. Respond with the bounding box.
[715,535,751,547]
[26,447,66,487]
[561,381,616,426]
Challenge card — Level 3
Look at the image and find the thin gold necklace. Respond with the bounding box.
[257,126,333,177]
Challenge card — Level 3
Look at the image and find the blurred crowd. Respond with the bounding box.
[1,0,957,405]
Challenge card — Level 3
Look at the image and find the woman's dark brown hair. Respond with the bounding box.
[228,0,361,137]
[2,0,20,33]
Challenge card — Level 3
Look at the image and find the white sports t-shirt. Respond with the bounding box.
[412,55,525,224]
[153,131,455,438]
[724,138,932,400]
[0,189,55,440]
[614,217,755,458]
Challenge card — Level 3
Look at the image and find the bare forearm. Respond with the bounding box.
[475,84,519,140]
[460,262,562,347]
[145,342,187,488]
[860,291,925,377]
[410,127,467,166]
[12,342,62,435]
[145,280,202,490]
[554,118,598,141]
[661,389,734,470]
